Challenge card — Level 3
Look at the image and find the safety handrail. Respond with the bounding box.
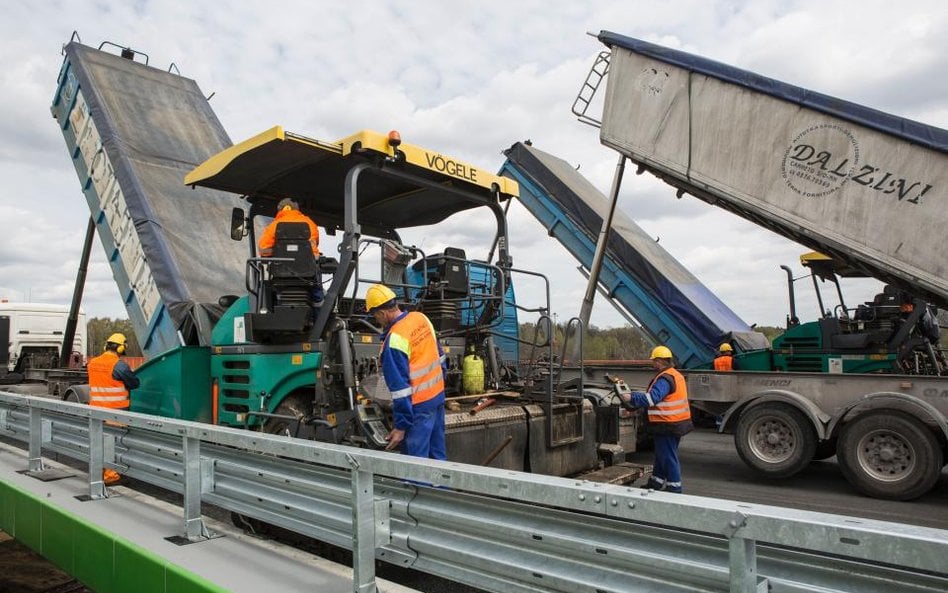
[547,316,585,447]
[96,41,149,65]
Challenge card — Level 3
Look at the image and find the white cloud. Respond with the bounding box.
[0,0,944,337]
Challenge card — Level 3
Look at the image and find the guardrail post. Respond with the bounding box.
[183,436,211,541]
[725,511,768,593]
[729,536,756,593]
[87,417,107,499]
[349,454,377,593]
[28,407,44,472]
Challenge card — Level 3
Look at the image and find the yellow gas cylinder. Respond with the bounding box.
[462,348,485,395]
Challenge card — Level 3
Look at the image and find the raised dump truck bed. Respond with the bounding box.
[51,42,247,356]
[500,141,767,369]
[593,31,948,307]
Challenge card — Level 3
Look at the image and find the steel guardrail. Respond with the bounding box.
[1,391,946,593]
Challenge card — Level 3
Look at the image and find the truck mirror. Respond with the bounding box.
[230,207,247,241]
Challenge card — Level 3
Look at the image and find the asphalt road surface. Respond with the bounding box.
[626,427,948,530]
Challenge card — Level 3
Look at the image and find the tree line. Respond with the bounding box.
[517,322,783,361]
[85,317,785,362]
[86,317,142,357]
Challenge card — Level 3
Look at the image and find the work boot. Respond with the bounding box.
[103,468,121,485]
[643,478,665,491]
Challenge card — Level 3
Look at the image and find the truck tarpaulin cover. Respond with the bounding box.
[56,43,247,353]
[596,31,948,308]
[503,142,764,353]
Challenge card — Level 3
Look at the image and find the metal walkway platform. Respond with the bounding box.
[0,440,416,593]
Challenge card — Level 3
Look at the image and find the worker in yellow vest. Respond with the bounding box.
[86,333,139,485]
[366,284,447,460]
[619,345,693,493]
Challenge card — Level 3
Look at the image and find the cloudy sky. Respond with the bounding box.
[1,0,945,334]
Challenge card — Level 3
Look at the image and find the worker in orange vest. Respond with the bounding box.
[367,283,447,460]
[258,198,320,257]
[713,343,735,371]
[86,332,139,485]
[258,197,324,304]
[618,346,693,493]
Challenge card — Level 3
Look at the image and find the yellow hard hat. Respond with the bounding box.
[365,284,397,312]
[106,333,127,346]
[650,345,673,360]
[719,343,733,352]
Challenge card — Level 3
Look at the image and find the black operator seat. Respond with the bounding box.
[271,222,318,281]
[268,221,317,311]
[245,221,317,343]
[441,247,469,297]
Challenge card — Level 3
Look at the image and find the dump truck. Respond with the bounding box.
[50,39,641,480]
[567,31,948,499]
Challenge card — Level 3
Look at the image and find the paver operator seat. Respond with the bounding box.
[246,222,318,342]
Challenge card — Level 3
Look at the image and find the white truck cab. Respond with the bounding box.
[0,302,86,372]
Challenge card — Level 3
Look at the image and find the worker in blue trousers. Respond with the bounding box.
[619,346,694,493]
[366,283,447,460]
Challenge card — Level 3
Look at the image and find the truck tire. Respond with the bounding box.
[734,403,816,478]
[837,411,942,501]
[264,393,311,437]
[62,385,90,404]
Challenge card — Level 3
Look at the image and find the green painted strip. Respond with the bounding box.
[0,478,230,593]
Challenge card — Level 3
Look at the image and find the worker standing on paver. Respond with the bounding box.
[86,332,139,485]
[367,283,447,460]
[619,346,693,493]
[713,343,735,370]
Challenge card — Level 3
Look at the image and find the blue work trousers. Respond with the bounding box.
[311,274,324,305]
[646,433,683,493]
[402,401,447,460]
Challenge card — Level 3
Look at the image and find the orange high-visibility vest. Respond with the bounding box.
[87,351,130,409]
[258,209,320,257]
[713,355,733,371]
[386,312,445,406]
[646,367,691,423]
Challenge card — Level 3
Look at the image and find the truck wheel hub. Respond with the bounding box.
[859,430,914,481]
[749,418,794,462]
